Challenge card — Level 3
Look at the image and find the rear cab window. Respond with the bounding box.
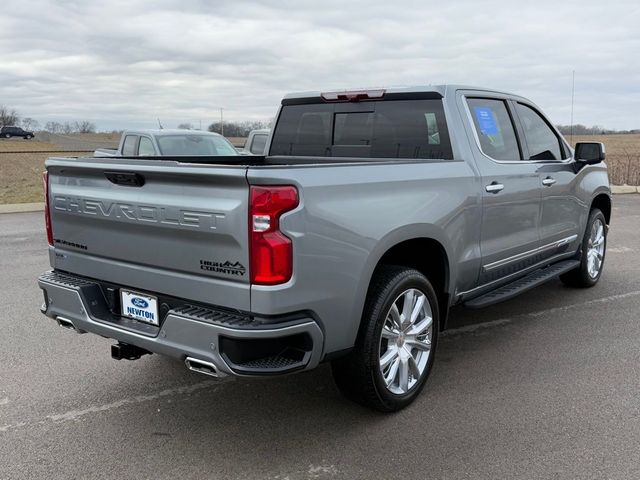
[156,135,239,156]
[270,96,453,160]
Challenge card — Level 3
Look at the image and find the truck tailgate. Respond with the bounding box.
[46,157,250,311]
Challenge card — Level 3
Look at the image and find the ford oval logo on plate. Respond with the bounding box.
[131,297,149,309]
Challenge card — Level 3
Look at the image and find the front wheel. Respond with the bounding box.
[25,135,32,140]
[331,266,439,412]
[560,208,607,288]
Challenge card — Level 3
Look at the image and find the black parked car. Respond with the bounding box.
[1,126,34,139]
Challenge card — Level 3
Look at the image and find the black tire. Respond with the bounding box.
[4,133,10,138]
[25,135,32,140]
[331,265,439,412]
[560,208,607,288]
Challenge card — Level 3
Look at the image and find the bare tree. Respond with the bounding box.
[208,120,269,137]
[21,117,40,131]
[62,122,73,134]
[0,105,20,126]
[45,121,62,134]
[177,123,193,130]
[74,120,96,133]
[557,124,636,135]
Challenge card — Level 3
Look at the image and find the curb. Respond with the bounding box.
[611,185,639,194]
[0,202,45,214]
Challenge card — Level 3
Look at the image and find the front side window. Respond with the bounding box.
[270,99,453,159]
[467,98,521,161]
[122,135,137,156]
[515,103,564,161]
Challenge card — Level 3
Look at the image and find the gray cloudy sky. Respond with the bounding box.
[1,0,639,131]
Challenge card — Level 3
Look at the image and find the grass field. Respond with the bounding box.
[0,139,91,203]
[1,134,638,204]
[569,134,640,186]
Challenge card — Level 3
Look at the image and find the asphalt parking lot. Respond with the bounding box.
[1,195,639,480]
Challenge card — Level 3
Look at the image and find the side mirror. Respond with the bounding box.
[574,142,605,165]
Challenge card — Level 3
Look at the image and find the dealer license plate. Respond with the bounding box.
[120,289,159,326]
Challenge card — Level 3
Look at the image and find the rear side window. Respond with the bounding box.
[467,98,521,161]
[249,134,268,154]
[515,103,564,160]
[122,135,137,156]
[138,136,155,156]
[270,99,453,160]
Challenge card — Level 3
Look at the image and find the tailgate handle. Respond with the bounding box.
[104,171,145,187]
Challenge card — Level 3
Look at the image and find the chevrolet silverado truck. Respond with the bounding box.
[94,129,239,157]
[38,85,610,411]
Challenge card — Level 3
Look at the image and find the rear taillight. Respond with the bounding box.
[249,185,299,285]
[42,171,53,246]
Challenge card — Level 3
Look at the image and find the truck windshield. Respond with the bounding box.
[156,135,239,156]
[270,99,453,159]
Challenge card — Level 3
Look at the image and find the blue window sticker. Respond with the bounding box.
[474,107,499,135]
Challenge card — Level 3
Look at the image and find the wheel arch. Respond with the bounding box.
[591,192,612,225]
[352,226,454,339]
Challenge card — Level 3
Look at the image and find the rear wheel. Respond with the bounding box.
[331,266,439,412]
[560,209,607,288]
[4,133,10,138]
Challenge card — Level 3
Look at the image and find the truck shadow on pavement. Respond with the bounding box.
[89,276,619,464]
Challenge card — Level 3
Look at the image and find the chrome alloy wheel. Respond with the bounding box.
[587,218,606,278]
[378,288,433,395]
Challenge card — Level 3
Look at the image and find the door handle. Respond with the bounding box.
[542,177,556,187]
[485,182,504,194]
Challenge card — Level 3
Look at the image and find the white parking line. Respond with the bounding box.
[0,380,220,434]
[608,246,634,253]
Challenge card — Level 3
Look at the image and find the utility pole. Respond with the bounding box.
[570,70,575,144]
[220,108,224,136]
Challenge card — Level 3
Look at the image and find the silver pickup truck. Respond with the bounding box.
[94,129,239,157]
[242,128,270,155]
[38,85,610,411]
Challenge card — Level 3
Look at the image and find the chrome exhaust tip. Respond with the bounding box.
[185,357,225,378]
[56,316,77,331]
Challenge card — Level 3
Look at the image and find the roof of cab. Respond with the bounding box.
[123,129,224,137]
[282,84,520,100]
